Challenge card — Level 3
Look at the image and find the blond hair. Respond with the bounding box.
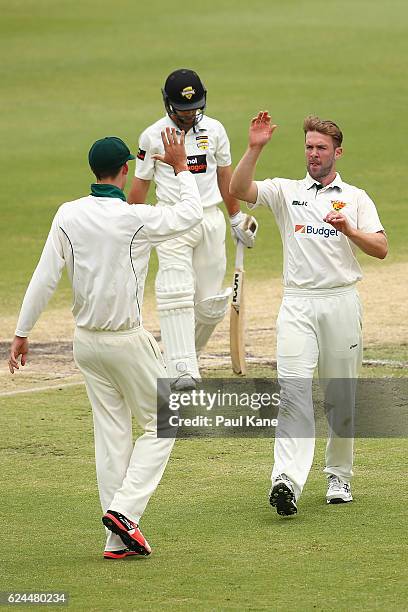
[303,115,343,148]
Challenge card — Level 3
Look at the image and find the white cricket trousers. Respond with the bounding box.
[272,285,363,500]
[73,326,174,551]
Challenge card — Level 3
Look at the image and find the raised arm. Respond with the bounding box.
[230,111,278,203]
[137,128,202,244]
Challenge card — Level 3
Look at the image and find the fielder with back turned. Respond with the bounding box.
[9,129,202,557]
[230,112,387,516]
[128,69,258,389]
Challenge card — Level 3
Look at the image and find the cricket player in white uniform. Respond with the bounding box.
[128,69,258,388]
[230,112,388,516]
[9,130,203,557]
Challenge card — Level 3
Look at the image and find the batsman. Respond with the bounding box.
[128,69,258,389]
[230,112,388,516]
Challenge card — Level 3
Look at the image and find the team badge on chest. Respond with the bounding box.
[331,200,347,211]
[196,135,209,150]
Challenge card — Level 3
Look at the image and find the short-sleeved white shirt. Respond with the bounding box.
[135,114,231,208]
[252,173,384,289]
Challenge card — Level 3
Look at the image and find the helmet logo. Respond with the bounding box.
[181,86,195,100]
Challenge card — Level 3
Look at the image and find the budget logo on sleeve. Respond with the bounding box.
[295,224,306,233]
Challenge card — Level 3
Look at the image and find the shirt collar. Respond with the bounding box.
[90,183,126,201]
[304,172,343,192]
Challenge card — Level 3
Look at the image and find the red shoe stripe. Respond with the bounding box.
[104,550,139,559]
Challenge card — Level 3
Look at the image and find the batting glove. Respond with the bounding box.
[229,211,258,248]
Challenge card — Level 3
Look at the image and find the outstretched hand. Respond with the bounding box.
[249,111,277,149]
[9,336,29,374]
[152,127,189,175]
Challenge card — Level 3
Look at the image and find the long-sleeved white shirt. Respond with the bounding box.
[15,171,202,336]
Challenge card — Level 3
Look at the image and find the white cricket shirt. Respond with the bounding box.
[135,115,232,208]
[15,172,202,336]
[252,173,384,289]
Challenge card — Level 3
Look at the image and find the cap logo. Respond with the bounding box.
[181,86,195,100]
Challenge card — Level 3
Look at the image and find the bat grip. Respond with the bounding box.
[235,240,245,270]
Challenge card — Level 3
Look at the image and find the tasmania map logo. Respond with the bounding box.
[295,224,306,233]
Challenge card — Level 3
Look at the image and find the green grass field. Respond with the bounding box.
[1,373,407,611]
[1,1,407,610]
[1,0,408,314]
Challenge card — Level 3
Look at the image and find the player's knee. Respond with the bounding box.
[195,288,232,325]
[156,265,194,310]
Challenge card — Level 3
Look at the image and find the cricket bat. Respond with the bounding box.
[230,240,246,375]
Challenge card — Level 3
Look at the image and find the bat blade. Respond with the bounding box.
[230,242,246,375]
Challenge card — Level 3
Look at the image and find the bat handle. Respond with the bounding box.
[235,240,245,270]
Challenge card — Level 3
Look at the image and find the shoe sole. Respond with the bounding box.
[270,483,297,516]
[102,514,151,556]
[103,550,141,560]
[327,497,353,504]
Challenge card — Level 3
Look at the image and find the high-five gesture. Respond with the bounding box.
[249,111,278,149]
[230,111,278,204]
[152,127,189,175]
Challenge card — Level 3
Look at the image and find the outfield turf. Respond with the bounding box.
[1,382,407,611]
[1,0,408,315]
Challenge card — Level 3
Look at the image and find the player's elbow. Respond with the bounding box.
[190,202,204,223]
[229,182,242,200]
[377,244,388,259]
[377,234,388,259]
[229,181,257,205]
[195,209,204,223]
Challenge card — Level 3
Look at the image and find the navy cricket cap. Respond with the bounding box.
[88,136,135,173]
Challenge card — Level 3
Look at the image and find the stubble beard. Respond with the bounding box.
[307,158,335,182]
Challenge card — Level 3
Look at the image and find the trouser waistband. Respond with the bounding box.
[283,284,357,298]
[74,325,143,338]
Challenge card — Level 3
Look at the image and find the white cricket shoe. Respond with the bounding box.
[326,474,353,504]
[269,474,298,516]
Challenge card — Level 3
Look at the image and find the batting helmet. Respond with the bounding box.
[162,69,207,127]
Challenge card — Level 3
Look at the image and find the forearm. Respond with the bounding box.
[16,266,63,335]
[348,230,388,259]
[142,171,203,244]
[16,220,65,336]
[127,177,151,204]
[229,146,263,203]
[217,166,240,216]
